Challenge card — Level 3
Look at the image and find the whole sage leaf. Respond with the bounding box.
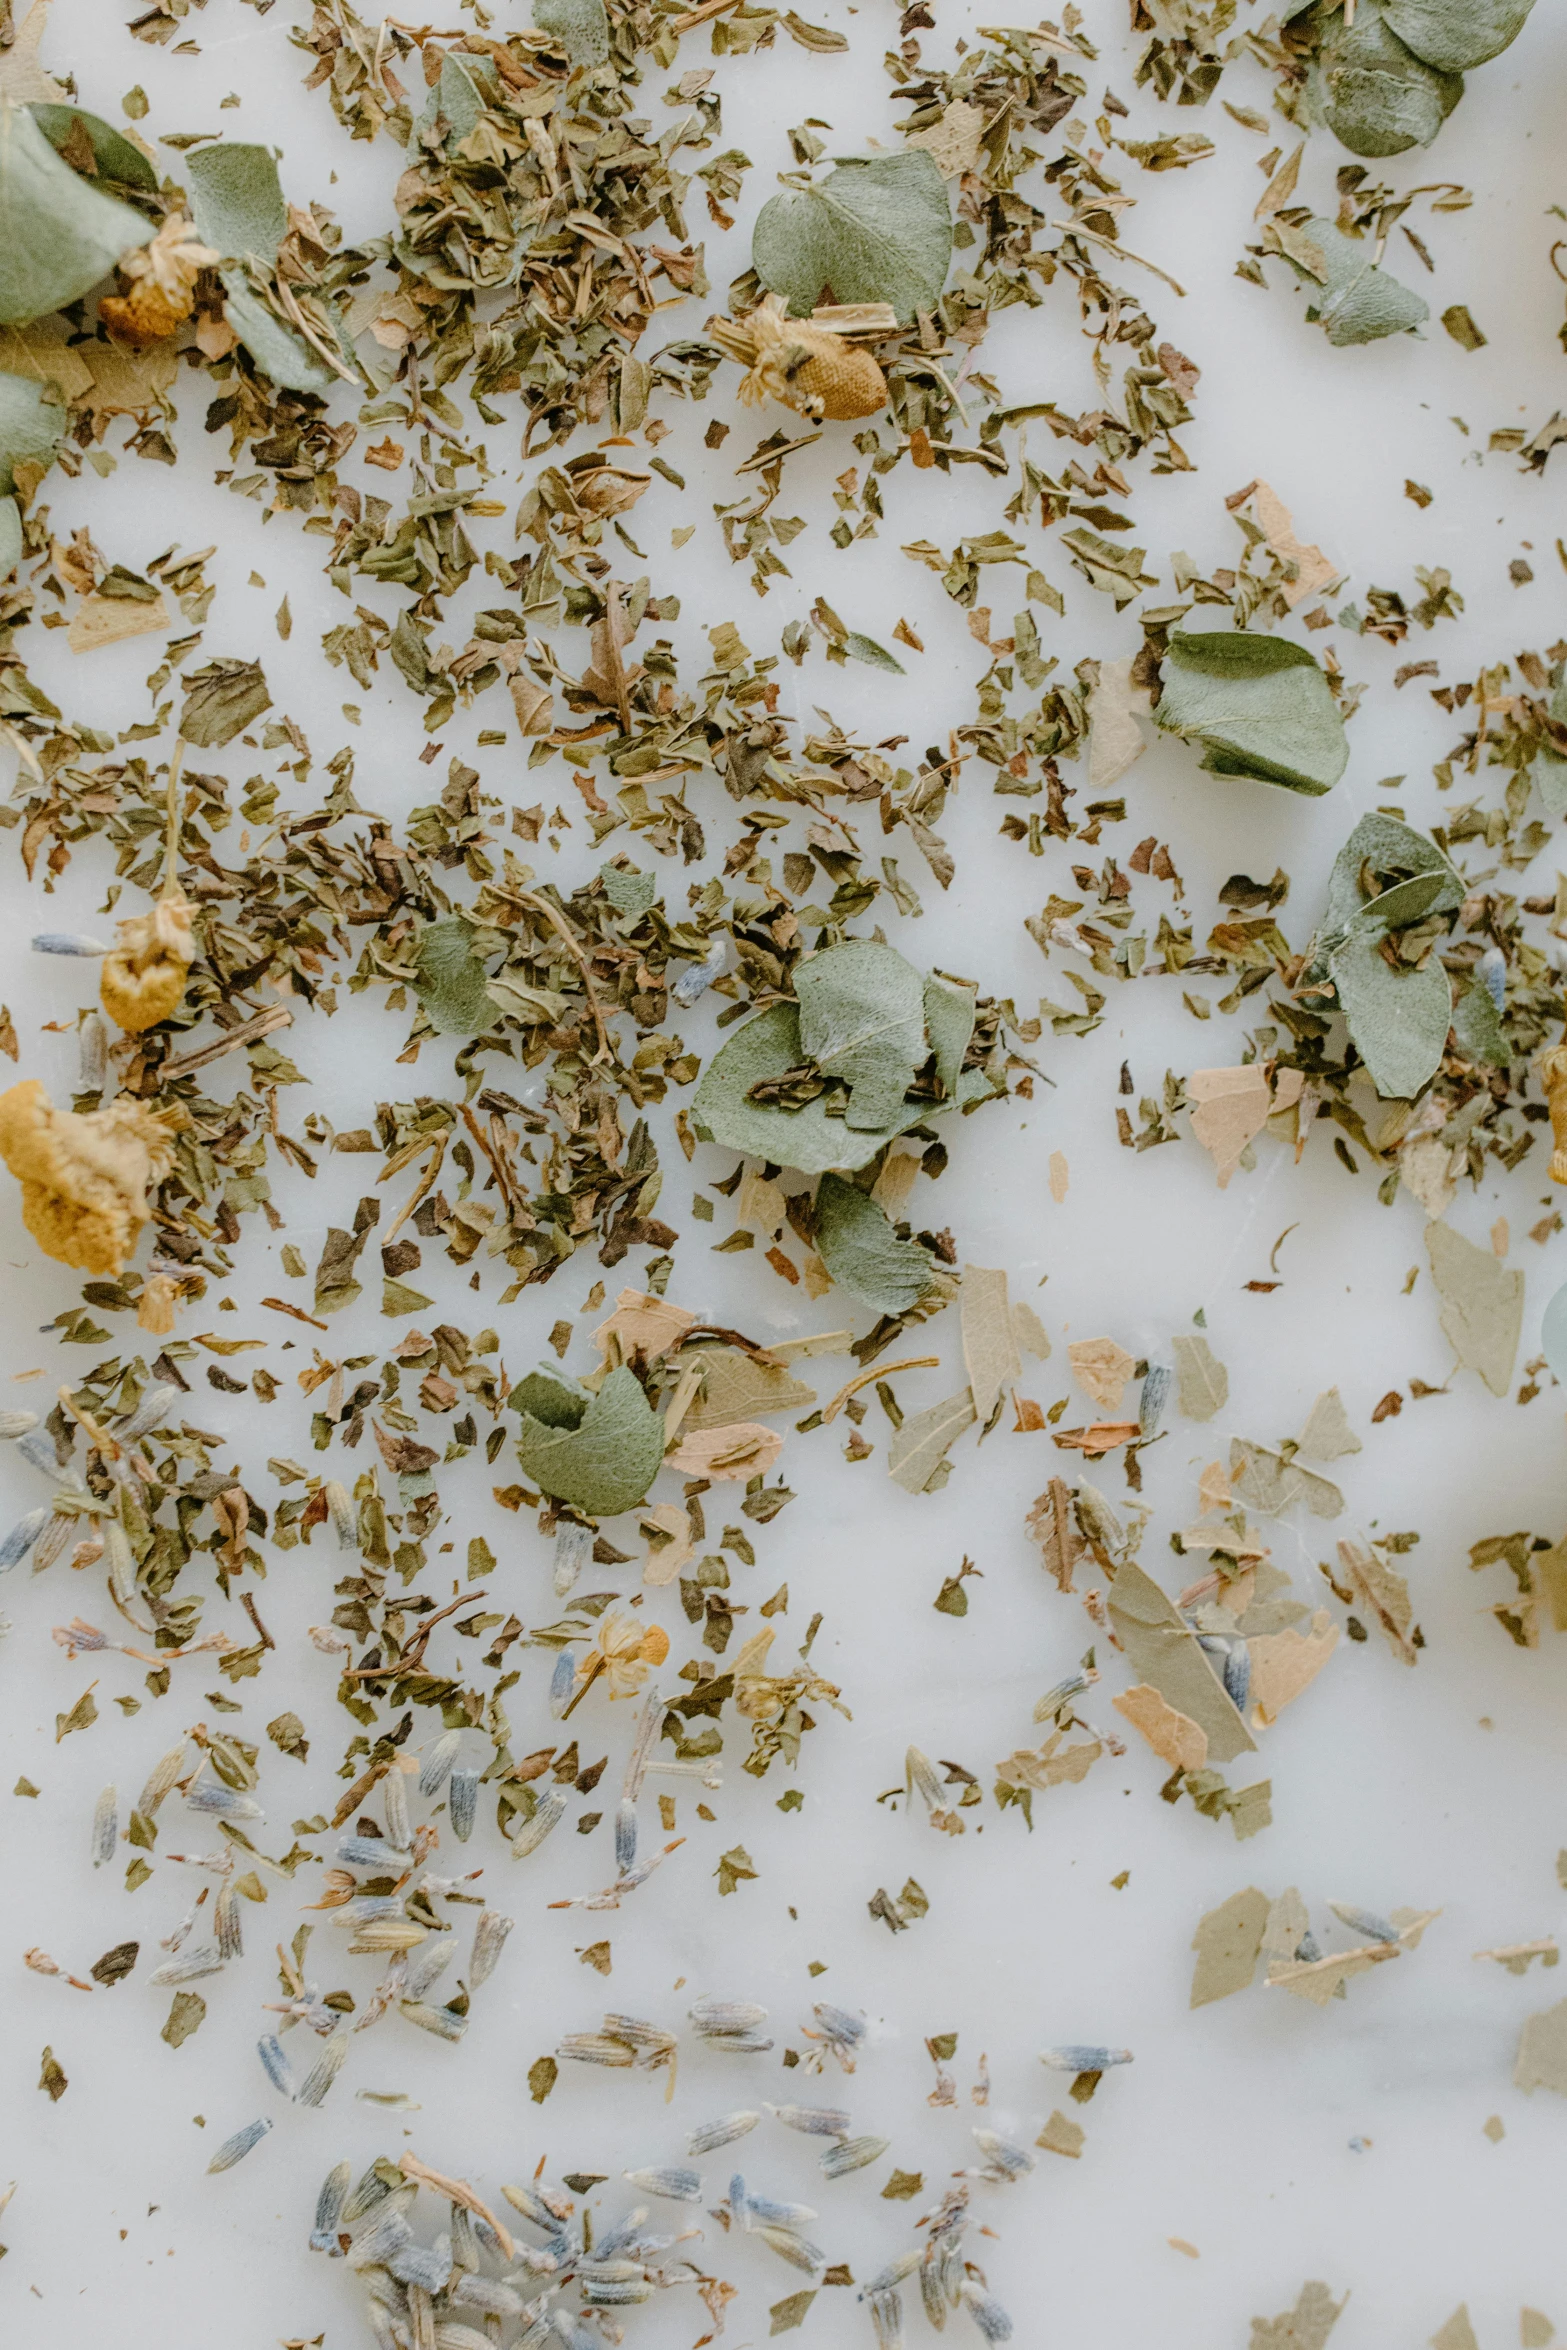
[1310,2,1462,155]
[754,150,951,324]
[796,939,927,1132]
[1297,216,1428,345]
[1329,930,1452,1100]
[1155,630,1348,795]
[515,1365,666,1516]
[414,916,494,1035]
[1381,0,1534,72]
[29,104,158,192]
[815,1173,936,1315]
[0,98,152,325]
[186,142,287,262]
[694,1002,938,1175]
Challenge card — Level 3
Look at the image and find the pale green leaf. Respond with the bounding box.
[0,97,152,325]
[514,1365,666,1515]
[796,939,927,1132]
[815,1173,936,1314]
[841,630,904,673]
[680,1345,816,1430]
[0,493,19,578]
[754,150,952,324]
[186,141,287,261]
[414,916,494,1035]
[1329,931,1452,1100]
[29,103,158,192]
[0,366,62,493]
[887,1387,975,1494]
[1310,3,1463,155]
[1172,1332,1228,1421]
[1155,630,1348,795]
[533,0,610,65]
[1382,0,1534,72]
[599,862,656,919]
[1426,1220,1523,1397]
[1296,216,1429,345]
[923,972,976,1103]
[1449,973,1506,1066]
[694,1002,932,1174]
[219,272,338,394]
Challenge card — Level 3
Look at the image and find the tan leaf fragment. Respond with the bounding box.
[887,1388,975,1495]
[736,1168,788,1235]
[1473,1937,1558,1975]
[593,1287,696,1368]
[906,97,985,177]
[1230,1437,1342,1521]
[1190,1886,1269,2008]
[1011,1300,1050,1360]
[1521,2316,1554,2350]
[1048,1150,1069,1202]
[962,1264,1021,1422]
[640,1503,694,1588]
[1297,1386,1360,1461]
[1400,1131,1460,1219]
[1087,654,1149,791]
[1427,1219,1524,1397]
[1515,1999,1567,2096]
[682,1348,816,1431]
[870,1150,920,1217]
[1249,2281,1346,2350]
[1247,1612,1338,1727]
[1266,1943,1393,2005]
[665,1422,783,1481]
[1172,1332,1228,1422]
[1026,1478,1086,1592]
[995,1728,1101,1791]
[1247,480,1338,607]
[1336,1538,1419,1664]
[1035,2109,1084,2158]
[1188,1063,1304,1189]
[1261,1886,1309,1969]
[1536,1529,1567,1633]
[1431,2311,1480,2350]
[67,589,170,655]
[0,2,68,103]
[1198,1458,1234,1513]
[1107,1560,1255,1763]
[1069,1336,1136,1414]
[1114,1682,1208,1773]
[0,323,92,403]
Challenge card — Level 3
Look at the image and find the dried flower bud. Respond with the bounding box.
[100,893,195,1033]
[711,296,892,423]
[99,216,218,347]
[0,1080,175,1275]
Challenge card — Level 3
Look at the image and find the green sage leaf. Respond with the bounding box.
[413,915,494,1036]
[0,367,63,492]
[1449,973,1507,1067]
[1155,630,1348,795]
[1294,216,1429,345]
[0,97,152,326]
[178,657,272,748]
[29,103,159,192]
[185,141,287,261]
[753,150,952,324]
[815,1173,936,1315]
[1310,2,1463,155]
[514,1364,666,1516]
[796,940,928,1132]
[1381,0,1534,72]
[1315,811,1462,956]
[1329,930,1452,1100]
[532,0,611,66]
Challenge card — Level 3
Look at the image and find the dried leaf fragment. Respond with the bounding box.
[962,1265,1021,1422]
[1190,1886,1269,2006]
[1112,1683,1208,1773]
[1068,1337,1137,1415]
[1188,1064,1304,1188]
[1172,1334,1228,1422]
[1427,1220,1524,1397]
[1515,1999,1567,2097]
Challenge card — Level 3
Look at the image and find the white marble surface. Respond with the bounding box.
[5,2,1567,2345]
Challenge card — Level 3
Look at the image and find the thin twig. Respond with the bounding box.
[159,1003,293,1079]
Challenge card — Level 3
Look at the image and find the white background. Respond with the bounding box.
[5,1,1567,2344]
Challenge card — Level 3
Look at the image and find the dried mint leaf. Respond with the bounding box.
[753,150,952,325]
[178,658,273,749]
[0,98,153,326]
[513,1365,667,1516]
[815,1173,937,1315]
[1155,630,1348,796]
[414,916,494,1036]
[186,141,338,393]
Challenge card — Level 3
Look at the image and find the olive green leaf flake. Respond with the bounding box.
[815,1173,936,1315]
[770,2290,817,2334]
[715,1842,757,1894]
[533,0,611,66]
[1309,3,1462,156]
[754,150,952,324]
[55,1687,97,1740]
[30,104,158,192]
[1449,971,1506,1065]
[1331,932,1453,1100]
[1172,1333,1228,1421]
[528,2055,558,2103]
[1249,2281,1346,2350]
[0,97,152,326]
[1383,0,1535,73]
[89,1940,139,1986]
[186,142,339,394]
[1440,303,1486,350]
[882,2167,925,2199]
[178,658,273,748]
[413,916,494,1036]
[1190,1886,1269,2007]
[1426,1220,1523,1397]
[1287,216,1430,345]
[38,2046,66,2100]
[599,861,657,919]
[924,972,977,1097]
[267,1711,309,1762]
[796,941,926,1132]
[314,1196,379,1317]
[1155,631,1348,795]
[513,1365,667,1516]
[888,1389,976,1495]
[161,1990,206,2048]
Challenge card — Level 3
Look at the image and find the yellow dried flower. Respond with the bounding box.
[101,747,195,1033]
[1538,1035,1567,1181]
[0,1080,175,1276]
[99,216,218,348]
[710,295,894,423]
[576,1610,671,1704]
